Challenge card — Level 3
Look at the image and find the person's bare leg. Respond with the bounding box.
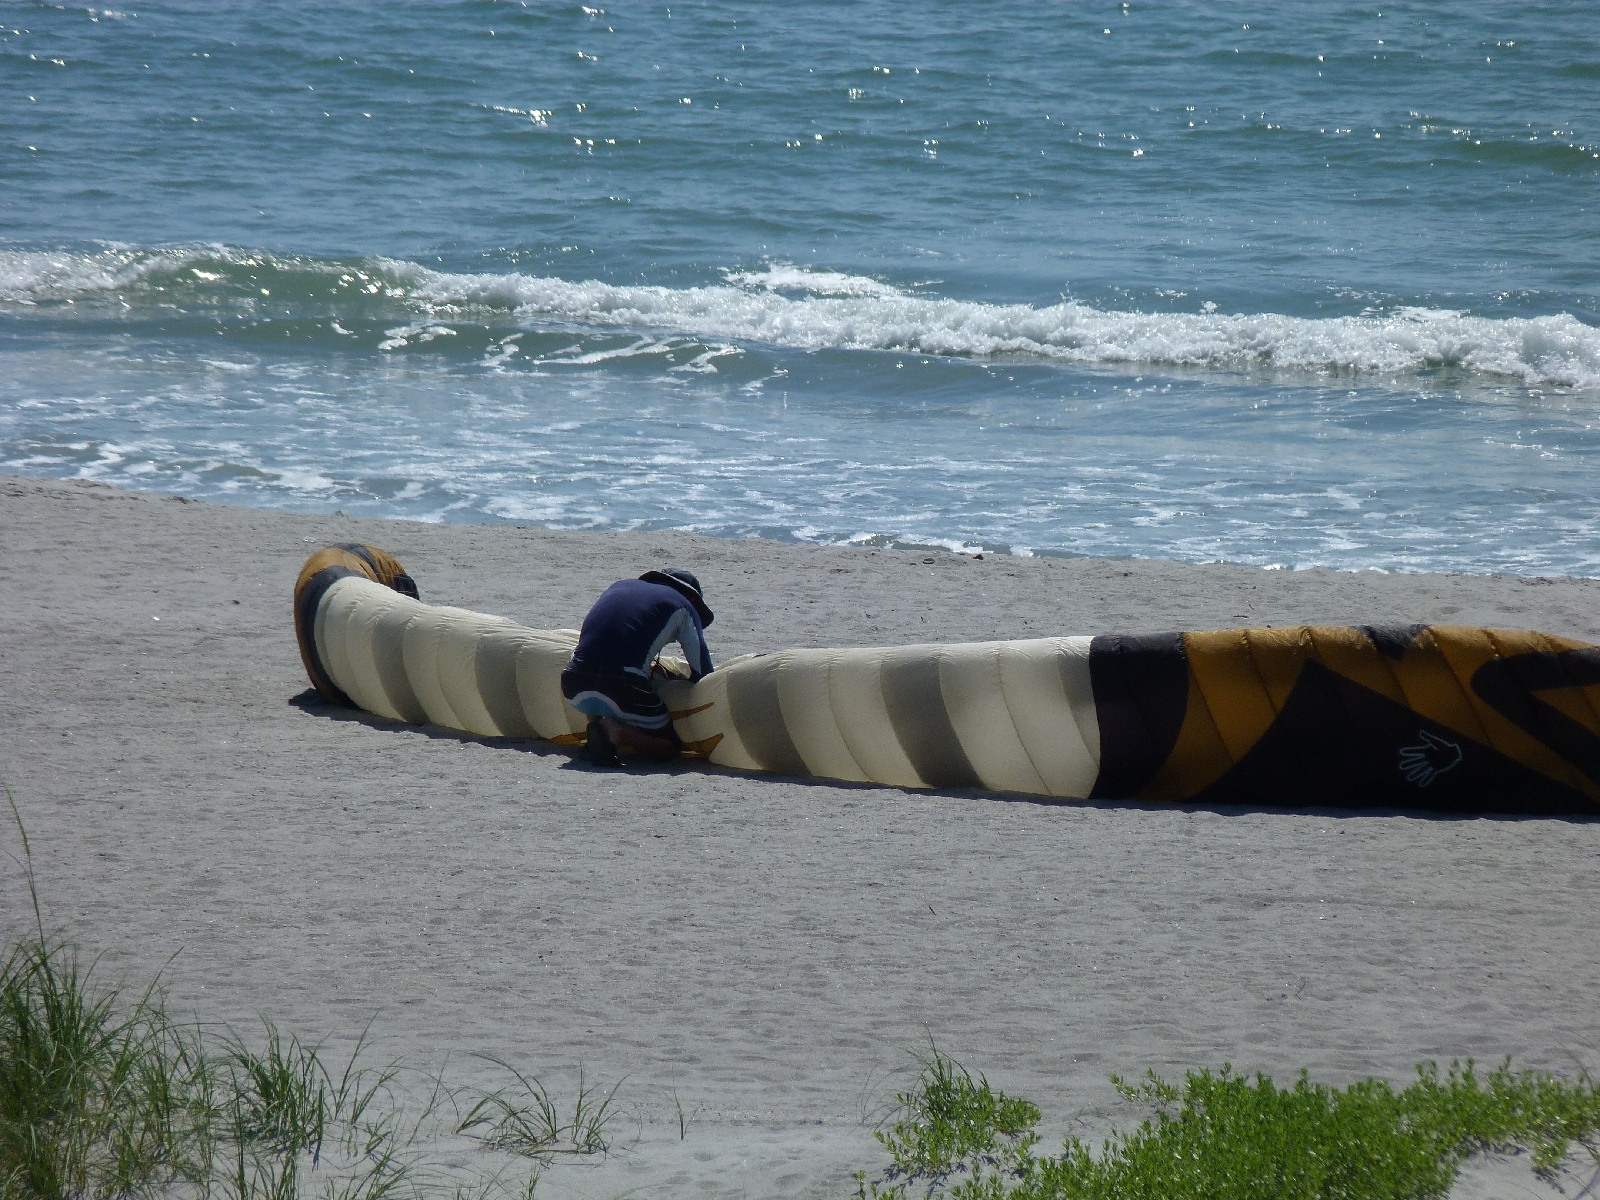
[601,716,681,761]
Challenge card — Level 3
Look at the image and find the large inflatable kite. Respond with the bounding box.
[295,544,1600,813]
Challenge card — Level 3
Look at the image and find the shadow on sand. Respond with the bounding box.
[288,689,1595,824]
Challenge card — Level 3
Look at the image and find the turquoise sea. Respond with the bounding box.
[3,1,1598,573]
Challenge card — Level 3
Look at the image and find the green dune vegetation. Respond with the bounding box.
[854,1046,1600,1200]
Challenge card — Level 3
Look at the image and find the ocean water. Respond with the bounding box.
[3,1,1598,574]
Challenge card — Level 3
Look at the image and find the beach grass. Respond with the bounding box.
[1,795,211,1199]
[454,1059,622,1162]
[855,1045,1600,1200]
[0,932,210,1200]
[0,925,611,1200]
[0,797,596,1200]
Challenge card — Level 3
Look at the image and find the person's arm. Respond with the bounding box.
[692,618,713,678]
[670,609,714,681]
[647,607,713,681]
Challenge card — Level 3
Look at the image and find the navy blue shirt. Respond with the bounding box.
[569,578,714,681]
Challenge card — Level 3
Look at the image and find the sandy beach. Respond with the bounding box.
[3,472,1598,1199]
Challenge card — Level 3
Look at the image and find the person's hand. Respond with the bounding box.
[651,657,693,680]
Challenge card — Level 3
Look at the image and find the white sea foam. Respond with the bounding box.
[723,264,905,297]
[0,248,180,302]
[4,248,1599,388]
[534,335,686,365]
[377,322,458,350]
[0,245,328,305]
[383,260,1600,389]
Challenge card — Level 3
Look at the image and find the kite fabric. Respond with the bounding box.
[294,544,1600,813]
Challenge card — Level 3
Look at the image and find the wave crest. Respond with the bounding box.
[389,262,1600,388]
[3,247,1597,388]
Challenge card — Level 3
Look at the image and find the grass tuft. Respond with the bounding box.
[0,794,587,1199]
[0,934,213,1200]
[856,1047,1600,1200]
[0,932,608,1200]
[455,1059,622,1163]
[2,788,214,1200]
[870,1044,1041,1190]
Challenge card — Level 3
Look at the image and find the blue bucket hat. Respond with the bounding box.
[639,568,714,626]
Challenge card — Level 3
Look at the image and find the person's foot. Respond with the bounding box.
[584,720,622,767]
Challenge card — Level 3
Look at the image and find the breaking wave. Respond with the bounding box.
[4,246,1598,388]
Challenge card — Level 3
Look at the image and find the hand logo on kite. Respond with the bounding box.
[1398,730,1463,788]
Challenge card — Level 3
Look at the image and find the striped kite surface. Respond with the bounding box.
[295,544,1600,813]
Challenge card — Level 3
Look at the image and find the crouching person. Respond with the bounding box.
[560,569,715,767]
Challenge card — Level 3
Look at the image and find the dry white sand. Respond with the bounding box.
[3,473,1598,1198]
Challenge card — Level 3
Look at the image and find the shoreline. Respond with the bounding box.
[7,468,1594,584]
[3,472,1598,1198]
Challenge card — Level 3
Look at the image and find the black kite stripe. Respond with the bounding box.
[369,606,428,724]
[880,653,983,789]
[1360,623,1429,662]
[477,632,536,738]
[1472,647,1600,790]
[338,542,380,573]
[1087,633,1189,799]
[296,565,359,707]
[335,543,418,598]
[727,655,810,776]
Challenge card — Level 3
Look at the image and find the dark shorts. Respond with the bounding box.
[560,664,674,731]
